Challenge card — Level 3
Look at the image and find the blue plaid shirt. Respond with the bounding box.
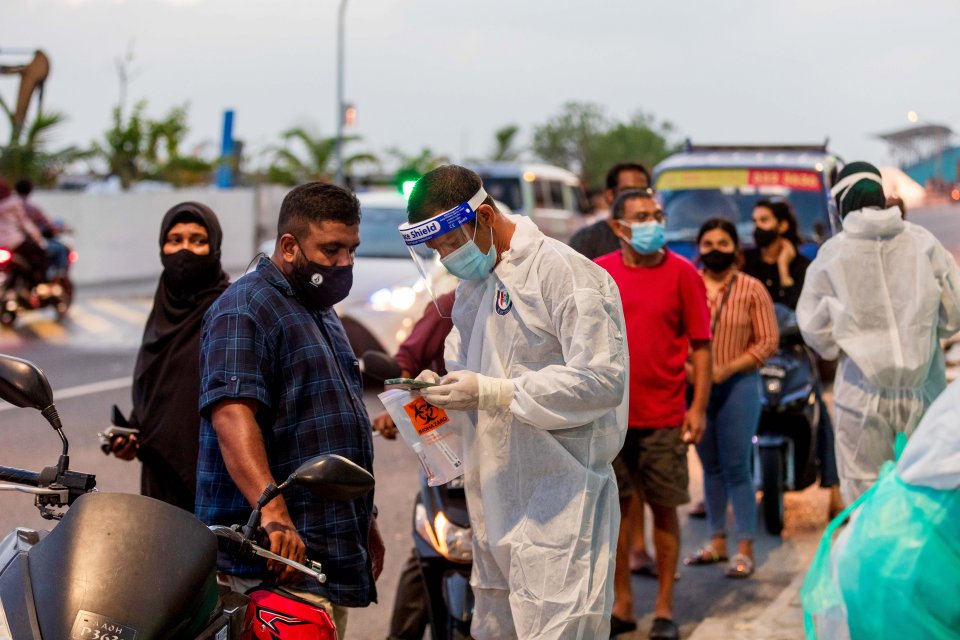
[196,257,376,607]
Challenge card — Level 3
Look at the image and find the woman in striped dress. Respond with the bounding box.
[684,217,778,578]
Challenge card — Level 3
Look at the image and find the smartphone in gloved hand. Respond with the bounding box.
[384,378,438,391]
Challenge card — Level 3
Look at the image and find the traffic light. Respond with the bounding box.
[396,168,420,199]
[343,103,357,128]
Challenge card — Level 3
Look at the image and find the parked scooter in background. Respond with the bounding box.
[0,238,76,327]
[0,354,374,639]
[362,351,474,640]
[754,304,822,535]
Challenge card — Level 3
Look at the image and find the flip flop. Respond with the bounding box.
[683,544,728,566]
[725,553,754,578]
[649,617,680,640]
[610,614,637,637]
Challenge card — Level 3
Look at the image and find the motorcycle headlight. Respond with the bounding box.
[415,503,473,564]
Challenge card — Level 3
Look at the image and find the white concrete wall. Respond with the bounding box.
[29,188,259,285]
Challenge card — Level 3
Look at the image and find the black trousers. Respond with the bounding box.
[141,456,195,513]
[387,548,429,640]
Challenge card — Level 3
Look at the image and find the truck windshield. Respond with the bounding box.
[655,168,831,245]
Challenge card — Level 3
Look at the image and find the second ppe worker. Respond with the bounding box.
[798,161,960,504]
[400,165,629,640]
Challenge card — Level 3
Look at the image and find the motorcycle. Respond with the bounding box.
[0,240,76,327]
[754,304,822,535]
[0,353,374,639]
[361,351,474,640]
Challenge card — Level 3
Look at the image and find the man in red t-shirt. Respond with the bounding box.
[595,188,712,640]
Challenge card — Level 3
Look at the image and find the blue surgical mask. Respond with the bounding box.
[627,221,666,254]
[440,225,496,280]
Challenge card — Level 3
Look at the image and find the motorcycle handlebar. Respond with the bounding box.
[0,466,41,487]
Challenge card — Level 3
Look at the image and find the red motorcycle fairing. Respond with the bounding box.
[243,588,337,640]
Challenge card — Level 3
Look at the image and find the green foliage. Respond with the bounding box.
[265,127,378,186]
[92,101,212,189]
[0,96,90,187]
[91,101,148,189]
[388,147,449,177]
[491,124,522,162]
[532,102,679,190]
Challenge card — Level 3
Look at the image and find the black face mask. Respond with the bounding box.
[293,246,353,309]
[161,250,221,291]
[700,249,737,273]
[753,227,779,249]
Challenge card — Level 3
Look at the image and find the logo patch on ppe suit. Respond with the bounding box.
[404,396,450,436]
[495,286,512,316]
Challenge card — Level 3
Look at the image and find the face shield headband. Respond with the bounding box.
[398,187,489,247]
[830,172,883,214]
[397,186,489,319]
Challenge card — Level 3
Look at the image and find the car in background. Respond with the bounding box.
[652,142,843,259]
[468,162,589,242]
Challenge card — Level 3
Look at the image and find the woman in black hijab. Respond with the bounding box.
[110,202,229,511]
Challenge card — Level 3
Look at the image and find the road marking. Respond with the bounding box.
[66,306,114,334]
[25,320,67,343]
[87,298,148,326]
[0,376,133,413]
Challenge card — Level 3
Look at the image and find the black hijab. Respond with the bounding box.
[131,202,229,501]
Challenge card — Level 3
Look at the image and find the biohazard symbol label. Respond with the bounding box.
[404,396,450,436]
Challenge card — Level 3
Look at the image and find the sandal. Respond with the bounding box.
[649,617,680,640]
[683,544,728,566]
[725,553,754,578]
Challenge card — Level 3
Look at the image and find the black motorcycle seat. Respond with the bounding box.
[28,492,219,640]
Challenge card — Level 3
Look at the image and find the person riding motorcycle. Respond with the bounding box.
[15,178,70,280]
[0,176,48,289]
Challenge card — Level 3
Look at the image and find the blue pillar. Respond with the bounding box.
[216,110,235,189]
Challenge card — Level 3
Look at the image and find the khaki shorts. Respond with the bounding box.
[616,427,690,508]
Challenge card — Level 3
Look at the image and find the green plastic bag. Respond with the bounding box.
[802,381,960,640]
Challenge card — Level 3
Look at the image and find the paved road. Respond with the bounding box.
[0,204,956,639]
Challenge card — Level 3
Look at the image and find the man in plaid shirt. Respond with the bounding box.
[196,183,383,637]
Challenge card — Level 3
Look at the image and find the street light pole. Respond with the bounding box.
[334,0,348,187]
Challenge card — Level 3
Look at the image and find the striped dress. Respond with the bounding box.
[706,270,779,369]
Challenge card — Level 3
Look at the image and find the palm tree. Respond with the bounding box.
[267,127,378,185]
[490,124,522,162]
[0,96,89,186]
[387,147,450,176]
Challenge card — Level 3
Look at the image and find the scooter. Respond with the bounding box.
[754,304,821,535]
[362,351,474,640]
[0,353,374,639]
[0,241,76,327]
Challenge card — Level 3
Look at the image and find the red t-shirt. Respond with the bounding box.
[595,250,711,428]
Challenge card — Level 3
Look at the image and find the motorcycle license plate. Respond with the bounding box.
[70,610,139,640]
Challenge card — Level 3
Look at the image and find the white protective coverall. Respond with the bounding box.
[797,206,960,504]
[444,215,628,640]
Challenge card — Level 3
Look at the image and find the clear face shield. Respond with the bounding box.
[398,187,490,317]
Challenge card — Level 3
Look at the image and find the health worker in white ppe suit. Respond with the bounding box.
[797,161,960,505]
[398,165,629,640]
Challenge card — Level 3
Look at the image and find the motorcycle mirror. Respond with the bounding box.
[360,350,402,382]
[0,354,54,411]
[285,454,375,501]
